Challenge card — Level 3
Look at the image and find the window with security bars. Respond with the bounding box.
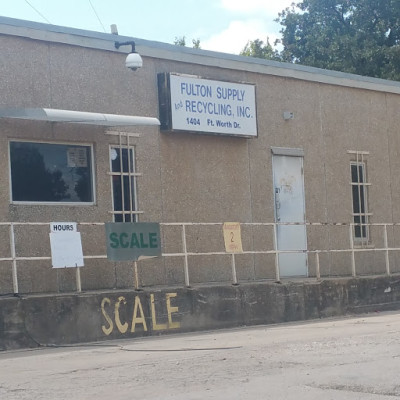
[109,145,138,222]
[350,154,371,241]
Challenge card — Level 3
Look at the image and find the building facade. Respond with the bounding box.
[1,16,400,296]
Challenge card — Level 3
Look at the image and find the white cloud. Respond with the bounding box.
[200,1,295,54]
[202,19,279,55]
[220,0,293,15]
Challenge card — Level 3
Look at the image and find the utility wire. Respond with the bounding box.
[24,0,51,24]
[88,0,107,33]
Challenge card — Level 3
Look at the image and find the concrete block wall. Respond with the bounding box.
[1,276,400,350]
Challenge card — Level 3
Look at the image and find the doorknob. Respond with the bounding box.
[275,187,281,221]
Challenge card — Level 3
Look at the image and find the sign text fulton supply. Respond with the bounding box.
[158,73,257,137]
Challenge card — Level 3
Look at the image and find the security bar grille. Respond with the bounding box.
[348,151,372,244]
[107,131,143,222]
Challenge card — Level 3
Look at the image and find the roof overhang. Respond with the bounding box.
[0,107,160,126]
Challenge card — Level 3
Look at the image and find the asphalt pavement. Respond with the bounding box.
[1,311,400,399]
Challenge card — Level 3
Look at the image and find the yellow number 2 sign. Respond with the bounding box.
[223,222,243,253]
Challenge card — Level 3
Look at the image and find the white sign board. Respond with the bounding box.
[50,222,83,268]
[50,222,77,233]
[50,232,84,268]
[168,74,257,137]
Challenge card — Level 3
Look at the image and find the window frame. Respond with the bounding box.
[350,157,371,244]
[109,144,140,222]
[8,139,96,206]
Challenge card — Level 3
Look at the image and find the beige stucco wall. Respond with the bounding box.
[1,25,400,294]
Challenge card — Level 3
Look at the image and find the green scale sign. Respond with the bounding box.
[105,223,161,261]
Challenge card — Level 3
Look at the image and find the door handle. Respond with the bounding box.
[275,187,281,221]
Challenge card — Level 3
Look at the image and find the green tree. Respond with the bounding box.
[174,36,201,49]
[192,38,201,49]
[276,0,400,80]
[240,38,280,60]
[174,36,186,46]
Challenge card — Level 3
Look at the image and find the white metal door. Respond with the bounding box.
[272,154,308,277]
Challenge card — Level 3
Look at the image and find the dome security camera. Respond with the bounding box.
[125,52,143,71]
[115,40,143,71]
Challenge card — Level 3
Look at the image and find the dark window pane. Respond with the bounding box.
[351,163,367,239]
[358,165,364,183]
[111,148,133,173]
[351,164,358,183]
[359,186,365,213]
[111,148,122,173]
[353,215,367,238]
[10,142,93,203]
[111,147,136,222]
[352,185,360,214]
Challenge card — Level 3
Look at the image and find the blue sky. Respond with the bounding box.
[0,0,294,54]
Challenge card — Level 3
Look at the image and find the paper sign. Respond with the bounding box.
[50,232,84,268]
[223,222,243,253]
[67,148,88,167]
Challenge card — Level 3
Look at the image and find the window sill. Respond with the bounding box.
[353,243,375,249]
[10,202,96,206]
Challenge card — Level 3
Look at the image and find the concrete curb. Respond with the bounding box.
[1,276,400,350]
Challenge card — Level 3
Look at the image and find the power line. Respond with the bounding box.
[88,0,106,33]
[24,0,51,24]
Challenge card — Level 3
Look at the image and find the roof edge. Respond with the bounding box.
[1,16,400,95]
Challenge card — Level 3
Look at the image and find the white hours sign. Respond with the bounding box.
[158,73,258,138]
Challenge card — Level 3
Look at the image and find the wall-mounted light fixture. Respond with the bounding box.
[115,40,143,71]
[283,111,294,120]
